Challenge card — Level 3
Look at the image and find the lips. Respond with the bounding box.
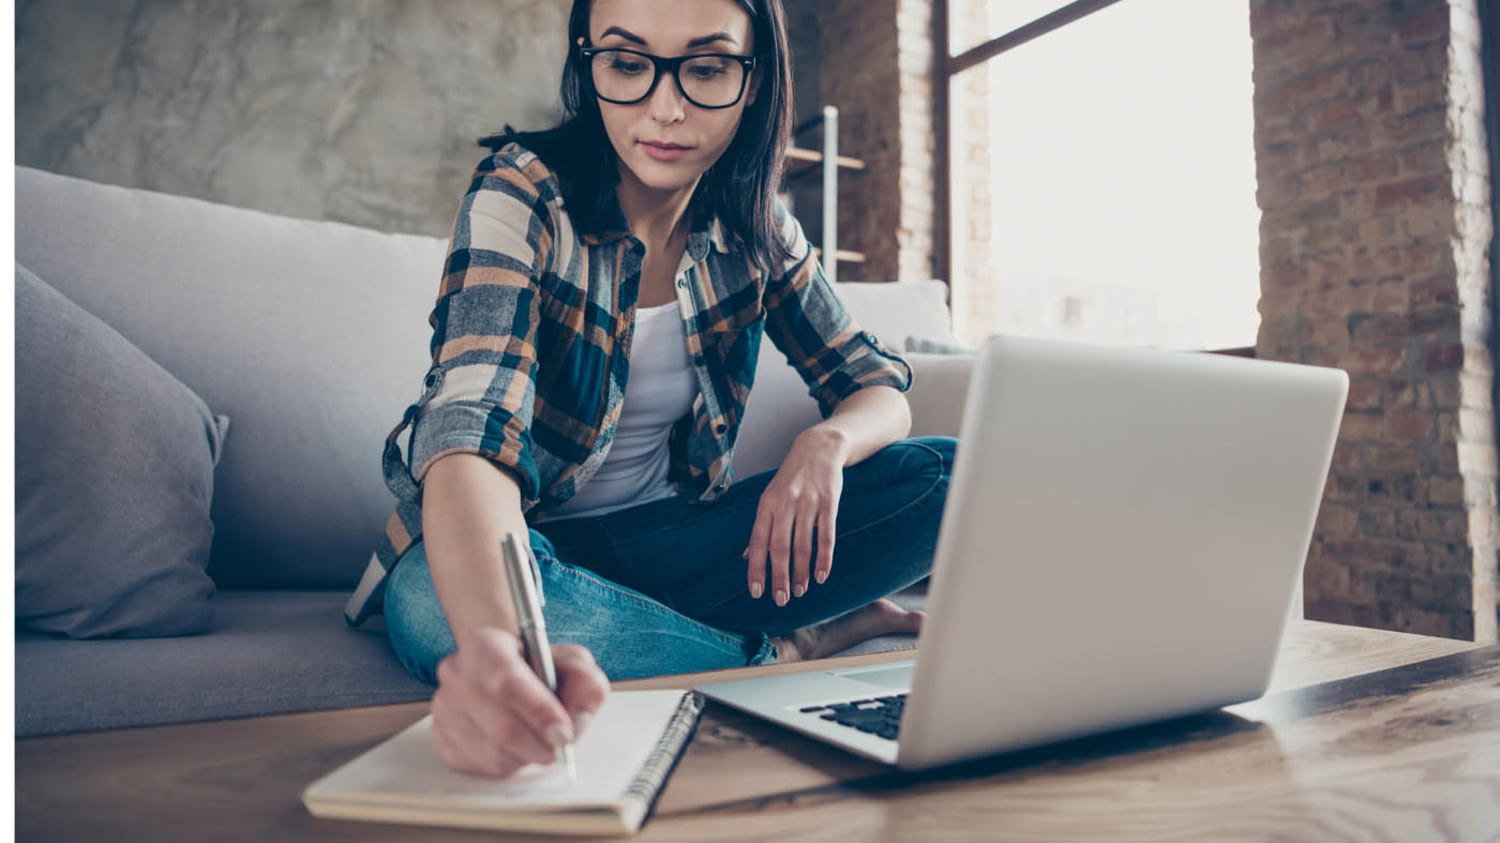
[640,140,693,162]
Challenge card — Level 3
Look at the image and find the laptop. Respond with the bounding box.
[696,334,1348,770]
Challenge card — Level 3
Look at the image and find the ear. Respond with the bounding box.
[746,67,763,107]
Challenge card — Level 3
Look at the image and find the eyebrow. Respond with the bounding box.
[598,26,740,49]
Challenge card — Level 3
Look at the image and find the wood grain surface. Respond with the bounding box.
[15,621,1494,842]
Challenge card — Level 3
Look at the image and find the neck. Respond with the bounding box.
[615,162,699,245]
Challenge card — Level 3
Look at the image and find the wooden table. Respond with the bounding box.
[17,621,1498,841]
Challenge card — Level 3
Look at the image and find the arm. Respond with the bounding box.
[420,453,529,642]
[746,204,916,604]
[796,383,912,469]
[406,152,606,778]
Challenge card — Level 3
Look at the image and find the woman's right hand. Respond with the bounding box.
[429,627,609,778]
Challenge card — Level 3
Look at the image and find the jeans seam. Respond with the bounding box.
[543,555,752,657]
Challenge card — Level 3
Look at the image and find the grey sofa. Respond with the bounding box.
[14,165,974,738]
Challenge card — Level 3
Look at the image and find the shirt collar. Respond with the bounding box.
[581,190,733,258]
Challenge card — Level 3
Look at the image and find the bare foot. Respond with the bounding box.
[771,599,925,664]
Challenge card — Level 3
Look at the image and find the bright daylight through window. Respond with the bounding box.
[947,0,1262,352]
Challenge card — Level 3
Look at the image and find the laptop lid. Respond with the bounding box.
[895,335,1347,769]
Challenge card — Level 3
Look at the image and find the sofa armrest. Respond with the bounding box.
[905,352,975,439]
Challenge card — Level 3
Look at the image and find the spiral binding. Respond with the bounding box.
[621,692,708,812]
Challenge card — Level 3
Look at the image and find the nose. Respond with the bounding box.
[647,70,687,124]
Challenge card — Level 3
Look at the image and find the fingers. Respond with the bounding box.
[747,489,839,604]
[769,503,794,606]
[553,644,609,736]
[428,628,588,778]
[430,677,530,777]
[745,508,771,600]
[790,506,814,599]
[814,499,836,585]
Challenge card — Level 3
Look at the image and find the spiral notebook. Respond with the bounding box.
[303,689,705,836]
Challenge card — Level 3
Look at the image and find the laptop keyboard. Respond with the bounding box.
[799,694,907,741]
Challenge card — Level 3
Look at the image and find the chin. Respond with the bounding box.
[625,157,704,194]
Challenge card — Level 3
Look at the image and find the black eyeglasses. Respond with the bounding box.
[579,46,757,110]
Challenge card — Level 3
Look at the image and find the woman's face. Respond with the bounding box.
[587,0,758,197]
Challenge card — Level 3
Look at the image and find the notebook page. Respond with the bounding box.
[305,689,693,812]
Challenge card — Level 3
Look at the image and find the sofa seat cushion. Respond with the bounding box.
[15,591,432,738]
[15,586,927,738]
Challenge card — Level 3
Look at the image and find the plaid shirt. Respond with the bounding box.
[345,141,912,625]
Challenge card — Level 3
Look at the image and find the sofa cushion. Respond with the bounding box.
[15,262,227,639]
[14,591,433,737]
[15,166,446,589]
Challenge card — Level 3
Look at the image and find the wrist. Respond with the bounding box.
[798,425,852,461]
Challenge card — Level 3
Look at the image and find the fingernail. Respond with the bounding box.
[742,549,749,559]
[794,583,806,598]
[816,569,828,584]
[775,589,788,606]
[546,722,575,749]
[750,582,763,599]
[573,711,594,736]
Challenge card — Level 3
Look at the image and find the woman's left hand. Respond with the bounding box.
[744,427,849,605]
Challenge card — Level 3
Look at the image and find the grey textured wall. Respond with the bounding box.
[16,0,570,236]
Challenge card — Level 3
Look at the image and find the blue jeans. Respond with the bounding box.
[384,435,956,684]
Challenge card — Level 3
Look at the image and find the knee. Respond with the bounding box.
[383,541,456,685]
[883,436,956,487]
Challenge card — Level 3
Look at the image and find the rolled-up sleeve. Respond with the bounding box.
[762,202,914,419]
[404,156,550,501]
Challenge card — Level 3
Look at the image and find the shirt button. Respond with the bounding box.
[715,423,727,435]
[693,354,706,366]
[677,278,687,288]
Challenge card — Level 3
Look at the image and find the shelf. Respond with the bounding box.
[811,247,866,264]
[785,146,866,175]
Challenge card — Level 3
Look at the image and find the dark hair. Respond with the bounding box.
[479,0,796,274]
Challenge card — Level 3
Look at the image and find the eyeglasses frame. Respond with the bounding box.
[578,45,759,110]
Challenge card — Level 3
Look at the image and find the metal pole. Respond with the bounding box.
[822,105,839,284]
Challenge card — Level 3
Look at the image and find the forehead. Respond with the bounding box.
[589,0,753,49]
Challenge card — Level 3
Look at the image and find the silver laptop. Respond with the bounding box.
[696,334,1348,770]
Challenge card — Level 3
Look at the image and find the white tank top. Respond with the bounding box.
[535,300,697,522]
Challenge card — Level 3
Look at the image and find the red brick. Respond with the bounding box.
[1336,345,1404,374]
[1408,307,1460,337]
[1257,14,1337,55]
[1349,313,1411,345]
[1428,474,1466,505]
[1397,5,1450,44]
[1424,342,1466,371]
[1384,410,1434,442]
[1410,274,1460,307]
[1338,411,1385,440]
[1373,175,1447,210]
[1365,441,1423,470]
[1310,99,1363,131]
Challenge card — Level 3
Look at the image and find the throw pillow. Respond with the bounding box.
[906,335,977,356]
[15,262,228,638]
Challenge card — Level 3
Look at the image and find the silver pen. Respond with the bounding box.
[500,532,577,784]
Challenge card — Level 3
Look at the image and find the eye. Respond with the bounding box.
[610,57,649,75]
[688,65,728,80]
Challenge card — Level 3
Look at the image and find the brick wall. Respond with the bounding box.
[1252,0,1497,641]
[818,0,940,284]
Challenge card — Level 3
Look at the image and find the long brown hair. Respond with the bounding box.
[480,0,796,274]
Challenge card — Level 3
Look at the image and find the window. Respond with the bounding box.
[941,0,1261,351]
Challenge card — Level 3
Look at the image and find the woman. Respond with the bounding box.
[364,0,957,777]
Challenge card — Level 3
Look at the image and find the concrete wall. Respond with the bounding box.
[16,0,569,236]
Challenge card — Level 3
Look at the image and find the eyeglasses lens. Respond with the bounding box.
[591,50,744,108]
